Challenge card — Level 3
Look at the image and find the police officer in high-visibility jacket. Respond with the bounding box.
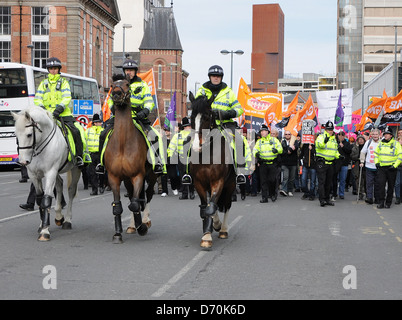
[168,117,194,200]
[253,124,283,203]
[190,65,245,185]
[34,57,84,167]
[97,59,165,175]
[374,127,402,209]
[85,114,104,195]
[315,120,340,207]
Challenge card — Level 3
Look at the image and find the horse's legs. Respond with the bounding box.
[108,174,123,244]
[218,209,230,239]
[128,174,148,236]
[54,175,64,226]
[63,168,81,229]
[195,184,214,248]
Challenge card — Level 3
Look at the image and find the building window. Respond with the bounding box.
[32,7,50,36]
[164,99,170,113]
[0,7,11,35]
[0,41,10,62]
[33,42,49,68]
[158,64,162,89]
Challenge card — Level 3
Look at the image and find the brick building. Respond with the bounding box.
[1,1,120,89]
[139,5,188,125]
[252,4,284,93]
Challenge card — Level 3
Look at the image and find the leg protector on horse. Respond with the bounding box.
[128,198,141,213]
[202,216,214,235]
[35,192,44,207]
[112,201,123,215]
[204,201,218,217]
[41,195,52,209]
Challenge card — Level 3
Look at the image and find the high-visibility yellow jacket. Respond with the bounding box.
[253,135,283,163]
[108,77,154,118]
[168,130,191,159]
[85,125,104,153]
[34,73,72,116]
[196,84,243,126]
[315,131,340,163]
[374,138,402,167]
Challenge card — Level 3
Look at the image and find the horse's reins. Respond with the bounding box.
[17,119,57,161]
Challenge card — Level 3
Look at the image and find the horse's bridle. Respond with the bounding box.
[112,81,131,105]
[17,119,57,162]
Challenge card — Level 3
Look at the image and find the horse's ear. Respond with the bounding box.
[189,91,195,103]
[11,111,20,121]
[24,110,32,122]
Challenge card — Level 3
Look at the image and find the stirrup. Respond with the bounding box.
[95,163,105,175]
[236,174,246,185]
[182,174,192,185]
[154,163,163,174]
[76,156,84,168]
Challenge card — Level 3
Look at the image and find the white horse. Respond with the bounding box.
[12,106,81,241]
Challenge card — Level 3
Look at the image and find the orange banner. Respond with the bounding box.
[384,89,402,114]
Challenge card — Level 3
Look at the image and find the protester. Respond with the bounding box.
[351,135,366,199]
[333,131,352,200]
[280,130,300,197]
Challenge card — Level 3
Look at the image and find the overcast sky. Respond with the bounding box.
[173,0,337,94]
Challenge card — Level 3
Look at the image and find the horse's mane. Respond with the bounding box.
[112,73,127,82]
[191,95,211,117]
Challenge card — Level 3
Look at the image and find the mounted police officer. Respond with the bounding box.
[315,120,340,207]
[182,65,245,185]
[374,127,402,209]
[34,57,84,167]
[253,124,283,203]
[96,59,165,174]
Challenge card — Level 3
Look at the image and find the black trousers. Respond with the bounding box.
[162,164,181,194]
[259,163,280,199]
[88,152,104,191]
[26,183,65,206]
[377,166,397,205]
[316,162,334,202]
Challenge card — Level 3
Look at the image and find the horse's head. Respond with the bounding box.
[111,74,131,106]
[190,92,215,152]
[12,107,53,165]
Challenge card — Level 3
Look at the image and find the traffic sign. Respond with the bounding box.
[73,100,94,116]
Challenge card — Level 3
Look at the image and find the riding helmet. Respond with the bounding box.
[46,57,62,69]
[122,59,138,70]
[325,120,334,130]
[208,65,224,78]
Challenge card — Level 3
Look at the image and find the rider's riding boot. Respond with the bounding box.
[154,163,163,174]
[182,174,192,185]
[95,163,105,175]
[236,173,246,185]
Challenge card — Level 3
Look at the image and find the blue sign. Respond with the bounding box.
[73,100,94,116]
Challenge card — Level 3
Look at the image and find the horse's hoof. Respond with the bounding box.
[113,234,123,244]
[62,222,72,230]
[200,240,213,248]
[218,232,228,239]
[126,227,136,234]
[55,218,64,227]
[137,224,148,236]
[37,233,50,242]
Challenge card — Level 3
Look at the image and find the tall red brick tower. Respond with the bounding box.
[252,4,284,93]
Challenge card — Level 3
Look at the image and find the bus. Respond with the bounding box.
[0,62,101,167]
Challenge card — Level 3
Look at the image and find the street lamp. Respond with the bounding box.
[220,49,244,89]
[251,68,255,92]
[170,62,178,100]
[27,44,34,66]
[358,61,365,115]
[122,24,132,63]
[258,81,275,92]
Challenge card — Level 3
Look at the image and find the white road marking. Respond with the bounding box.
[151,215,243,297]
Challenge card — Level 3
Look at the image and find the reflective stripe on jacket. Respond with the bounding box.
[85,125,104,153]
[315,131,340,162]
[374,138,402,167]
[253,135,283,162]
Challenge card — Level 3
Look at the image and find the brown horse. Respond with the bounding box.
[189,92,236,248]
[104,76,157,243]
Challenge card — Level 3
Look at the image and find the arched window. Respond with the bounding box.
[158,64,162,89]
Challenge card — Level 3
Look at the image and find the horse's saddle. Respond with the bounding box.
[56,120,87,162]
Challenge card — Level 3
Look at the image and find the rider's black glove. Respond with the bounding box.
[52,105,65,119]
[212,109,237,120]
[272,148,278,154]
[136,108,150,121]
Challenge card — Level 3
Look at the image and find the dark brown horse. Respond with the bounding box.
[189,92,236,248]
[104,76,157,243]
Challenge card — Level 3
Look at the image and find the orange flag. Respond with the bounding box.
[384,89,402,114]
[264,100,282,126]
[355,113,372,132]
[282,91,299,118]
[363,96,388,119]
[297,94,316,128]
[102,87,112,122]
